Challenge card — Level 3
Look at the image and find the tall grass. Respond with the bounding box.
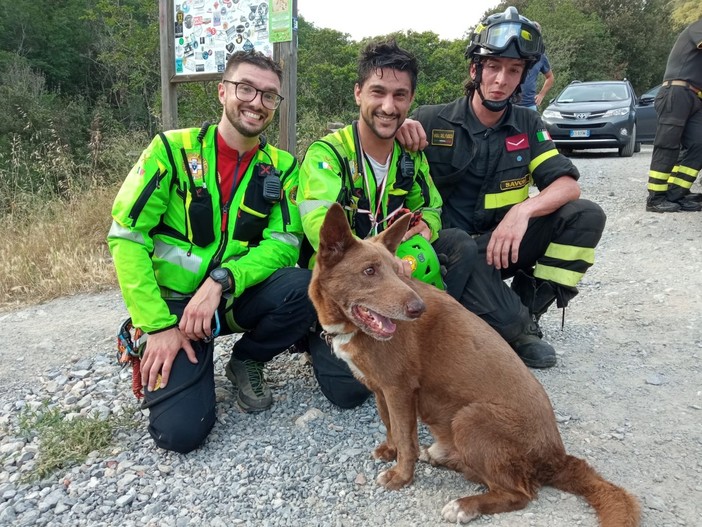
[0,109,148,309]
[0,185,120,310]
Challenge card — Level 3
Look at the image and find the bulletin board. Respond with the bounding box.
[173,0,278,79]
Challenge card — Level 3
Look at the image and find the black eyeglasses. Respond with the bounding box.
[222,80,284,110]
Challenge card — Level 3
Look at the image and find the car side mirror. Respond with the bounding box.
[638,96,655,106]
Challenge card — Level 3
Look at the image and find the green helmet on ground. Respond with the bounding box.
[396,235,445,291]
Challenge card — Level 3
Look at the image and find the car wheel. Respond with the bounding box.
[619,124,636,157]
[634,142,641,153]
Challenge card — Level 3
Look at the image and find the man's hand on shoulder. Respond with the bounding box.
[396,119,428,152]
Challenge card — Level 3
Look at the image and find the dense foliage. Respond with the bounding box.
[0,0,697,216]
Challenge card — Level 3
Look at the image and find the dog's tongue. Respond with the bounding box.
[372,313,396,334]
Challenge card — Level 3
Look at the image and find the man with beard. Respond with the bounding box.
[297,39,475,408]
[108,50,315,453]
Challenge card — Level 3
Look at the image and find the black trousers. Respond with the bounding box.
[143,267,316,453]
[648,84,702,198]
[462,199,605,341]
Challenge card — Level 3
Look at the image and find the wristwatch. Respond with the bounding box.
[209,267,232,293]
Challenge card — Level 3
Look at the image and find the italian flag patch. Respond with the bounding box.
[536,130,551,142]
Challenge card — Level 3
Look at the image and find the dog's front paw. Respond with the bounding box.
[441,499,479,524]
[418,445,432,463]
[376,467,413,490]
[372,442,397,462]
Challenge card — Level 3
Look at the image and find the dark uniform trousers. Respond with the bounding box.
[143,267,316,453]
[648,85,702,200]
[465,199,606,342]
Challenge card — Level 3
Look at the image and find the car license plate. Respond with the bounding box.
[570,129,590,138]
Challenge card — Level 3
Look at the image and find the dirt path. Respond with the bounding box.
[0,146,700,525]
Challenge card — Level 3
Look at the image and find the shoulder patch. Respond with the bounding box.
[431,129,454,147]
[536,129,551,142]
[505,133,529,152]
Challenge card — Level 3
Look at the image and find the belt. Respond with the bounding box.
[662,79,702,98]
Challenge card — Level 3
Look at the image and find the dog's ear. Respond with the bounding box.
[318,203,356,268]
[375,212,411,255]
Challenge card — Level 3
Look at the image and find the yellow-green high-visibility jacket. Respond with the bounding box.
[298,123,443,263]
[107,125,302,333]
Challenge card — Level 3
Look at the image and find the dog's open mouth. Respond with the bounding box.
[351,304,396,339]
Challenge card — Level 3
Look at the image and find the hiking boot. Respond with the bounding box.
[684,192,702,203]
[646,199,681,213]
[225,357,272,412]
[509,323,556,369]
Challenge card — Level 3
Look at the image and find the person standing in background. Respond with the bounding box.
[645,17,702,213]
[516,22,555,111]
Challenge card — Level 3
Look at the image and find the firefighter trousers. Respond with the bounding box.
[461,199,606,342]
[648,84,702,199]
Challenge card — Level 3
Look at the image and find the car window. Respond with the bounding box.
[640,86,660,100]
[557,84,629,103]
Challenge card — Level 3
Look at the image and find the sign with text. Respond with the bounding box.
[268,0,292,43]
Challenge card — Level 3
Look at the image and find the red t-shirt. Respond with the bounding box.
[216,131,258,230]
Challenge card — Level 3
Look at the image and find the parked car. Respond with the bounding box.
[635,85,660,144]
[541,80,639,157]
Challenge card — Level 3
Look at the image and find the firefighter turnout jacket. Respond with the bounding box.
[108,125,302,334]
[298,122,443,261]
[413,97,603,290]
[413,97,579,234]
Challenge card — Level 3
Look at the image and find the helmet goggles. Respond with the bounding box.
[474,21,543,59]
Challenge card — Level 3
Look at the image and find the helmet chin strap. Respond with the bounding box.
[476,86,511,112]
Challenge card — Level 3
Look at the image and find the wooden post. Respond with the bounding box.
[159,0,178,131]
[275,0,298,156]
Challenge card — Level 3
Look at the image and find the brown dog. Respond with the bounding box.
[308,203,640,526]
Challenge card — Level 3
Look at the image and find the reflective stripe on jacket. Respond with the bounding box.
[108,125,302,332]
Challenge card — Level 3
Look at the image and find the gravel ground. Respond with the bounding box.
[1,145,701,526]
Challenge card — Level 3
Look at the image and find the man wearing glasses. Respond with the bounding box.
[108,50,315,453]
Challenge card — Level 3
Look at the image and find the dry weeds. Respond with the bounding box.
[0,185,119,310]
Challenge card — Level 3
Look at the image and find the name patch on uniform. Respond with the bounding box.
[505,133,529,152]
[500,174,530,191]
[431,129,454,147]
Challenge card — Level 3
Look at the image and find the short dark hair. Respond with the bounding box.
[356,39,419,93]
[224,50,283,84]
